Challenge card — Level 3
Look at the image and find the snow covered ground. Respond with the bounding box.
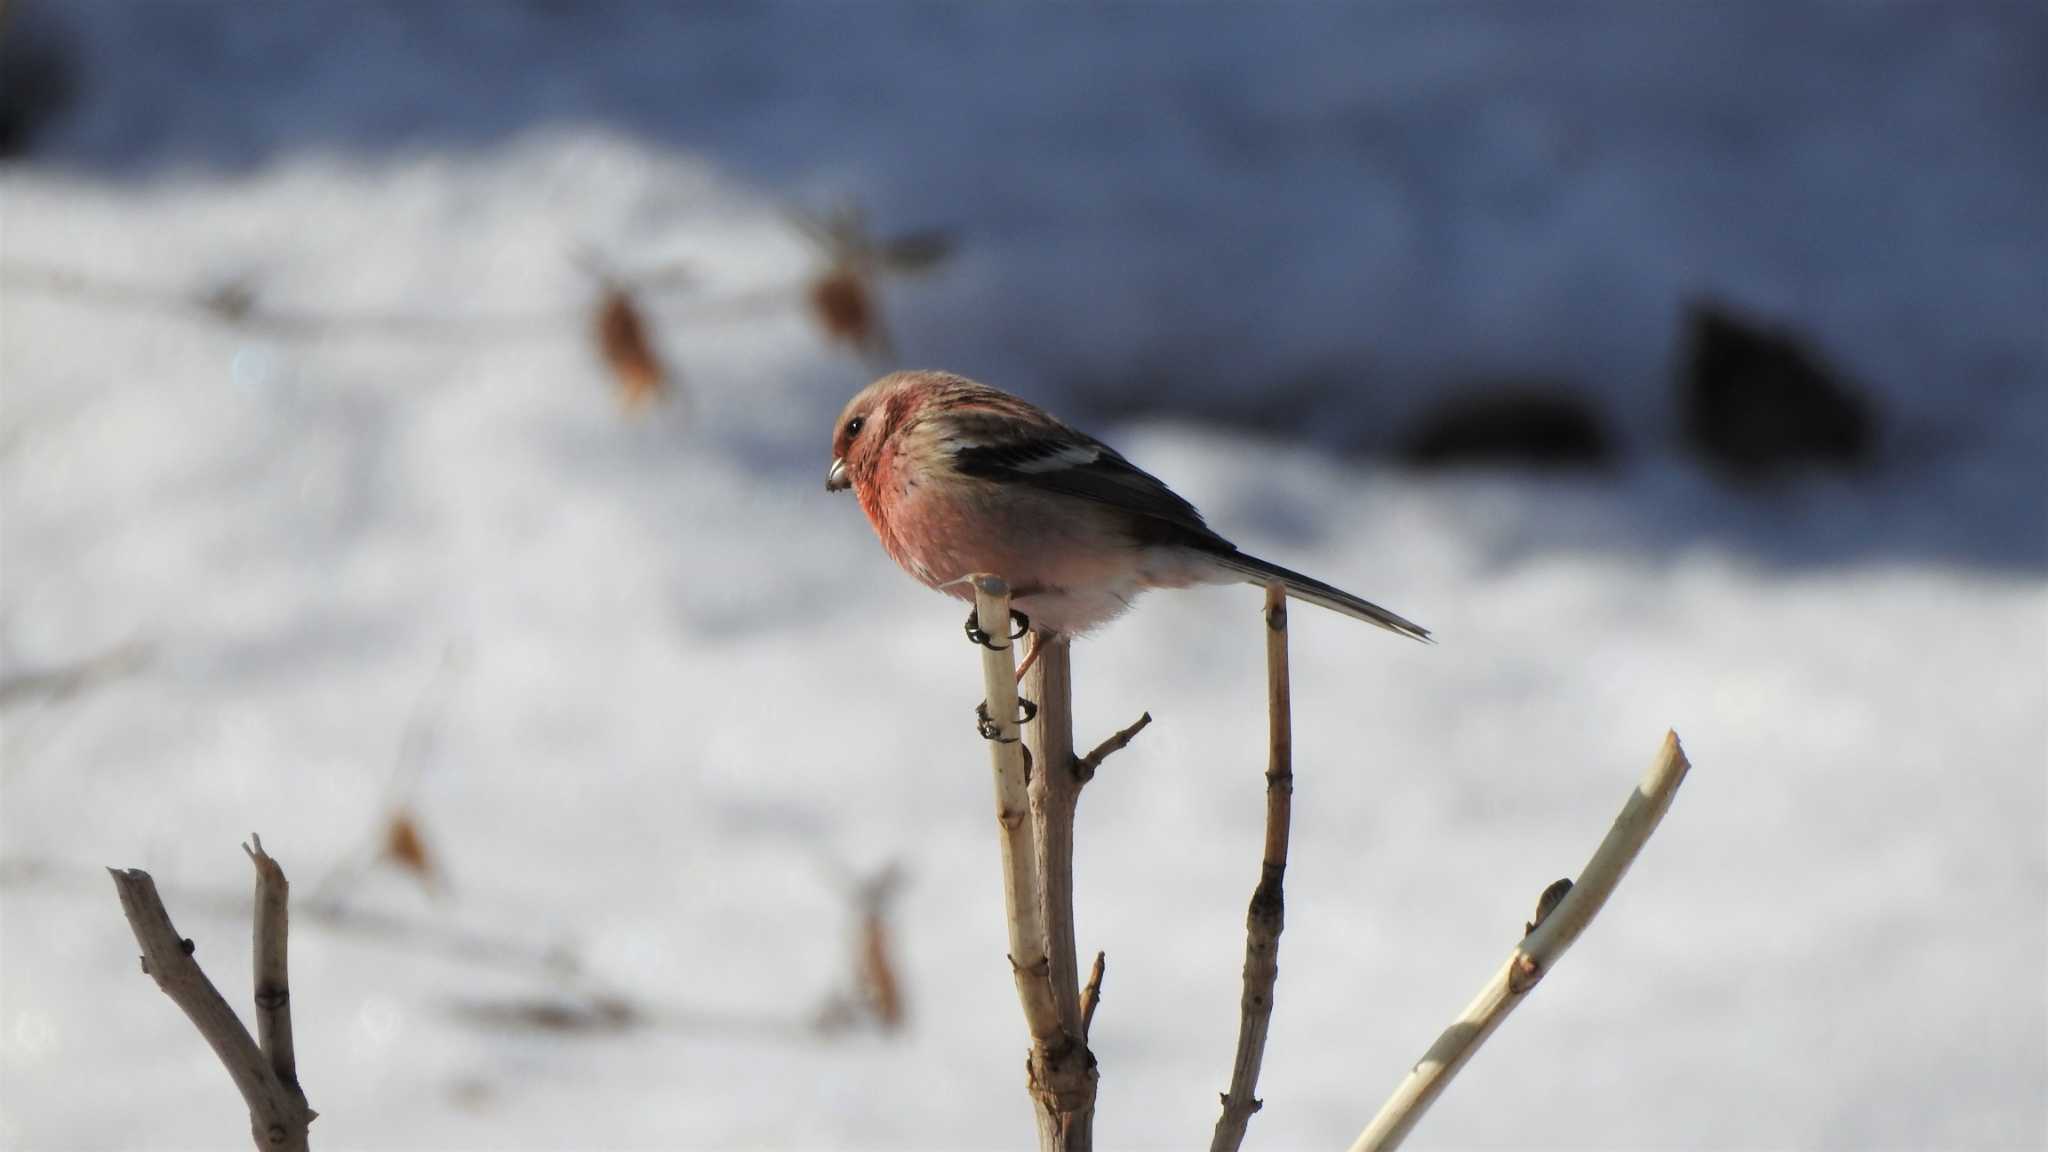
[2,4,2043,1149]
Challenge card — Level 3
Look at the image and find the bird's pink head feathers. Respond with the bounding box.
[826,370,948,495]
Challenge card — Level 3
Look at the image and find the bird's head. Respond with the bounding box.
[827,371,939,493]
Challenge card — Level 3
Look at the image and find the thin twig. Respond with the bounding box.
[306,642,465,909]
[1210,583,1294,1152]
[109,859,316,1152]
[2,261,562,342]
[243,835,300,1094]
[969,578,1062,1046]
[0,639,151,708]
[10,855,565,979]
[1349,731,1694,1152]
[1074,712,1152,784]
[1080,951,1107,1039]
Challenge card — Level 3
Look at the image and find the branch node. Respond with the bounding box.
[1525,878,1573,936]
[1507,953,1544,996]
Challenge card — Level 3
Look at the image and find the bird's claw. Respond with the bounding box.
[975,696,1039,741]
[964,607,1031,649]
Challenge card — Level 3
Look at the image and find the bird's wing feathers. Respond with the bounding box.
[943,415,1233,549]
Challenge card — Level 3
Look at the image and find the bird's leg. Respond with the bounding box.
[1014,630,1044,682]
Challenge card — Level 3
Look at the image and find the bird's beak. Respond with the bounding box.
[826,457,850,492]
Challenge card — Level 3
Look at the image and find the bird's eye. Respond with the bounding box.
[844,415,865,438]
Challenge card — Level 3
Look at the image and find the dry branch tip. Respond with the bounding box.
[1075,711,1152,783]
[1080,951,1107,1038]
[1209,582,1295,1152]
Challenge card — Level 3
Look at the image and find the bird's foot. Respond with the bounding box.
[975,696,1039,742]
[964,607,1031,650]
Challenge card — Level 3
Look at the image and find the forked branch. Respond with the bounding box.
[968,576,1100,1151]
[109,838,316,1152]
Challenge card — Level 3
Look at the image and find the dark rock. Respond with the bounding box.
[1399,385,1614,470]
[1680,300,1877,476]
[0,3,78,159]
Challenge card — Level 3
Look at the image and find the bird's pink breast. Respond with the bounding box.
[863,454,1174,632]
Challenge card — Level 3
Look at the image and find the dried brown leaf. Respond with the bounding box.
[593,287,667,412]
[809,267,888,358]
[859,910,905,1031]
[382,811,435,886]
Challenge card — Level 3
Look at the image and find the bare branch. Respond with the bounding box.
[1,260,560,342]
[969,578,1062,1044]
[1209,583,1294,1152]
[1074,712,1152,783]
[108,862,316,1152]
[242,835,301,1095]
[968,579,1099,1150]
[0,639,150,708]
[1349,731,1694,1152]
[1023,634,1098,1149]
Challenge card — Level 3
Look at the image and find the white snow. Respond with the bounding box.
[3,5,2044,1149]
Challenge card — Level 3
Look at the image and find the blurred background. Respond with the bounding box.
[2,2,2042,1148]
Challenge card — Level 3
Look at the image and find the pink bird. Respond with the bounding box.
[827,371,1429,656]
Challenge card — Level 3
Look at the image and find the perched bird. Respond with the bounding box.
[826,370,1429,645]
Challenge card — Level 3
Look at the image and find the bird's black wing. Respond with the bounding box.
[946,419,1234,551]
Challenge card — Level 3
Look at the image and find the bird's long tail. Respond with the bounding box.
[1207,550,1431,643]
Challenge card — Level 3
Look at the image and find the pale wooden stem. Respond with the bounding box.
[1022,635,1098,1151]
[243,834,300,1095]
[1349,731,1694,1152]
[1210,583,1294,1152]
[970,578,1064,1037]
[109,856,317,1152]
[970,577,1063,1049]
